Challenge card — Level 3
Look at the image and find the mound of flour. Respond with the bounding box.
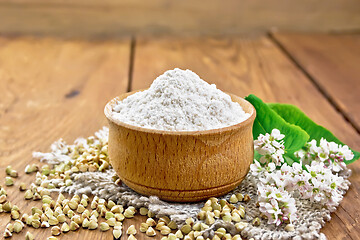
[112,68,250,131]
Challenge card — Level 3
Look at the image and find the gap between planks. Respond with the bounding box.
[268,32,360,135]
[127,36,136,93]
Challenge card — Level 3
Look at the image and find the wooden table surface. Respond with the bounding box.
[0,33,359,239]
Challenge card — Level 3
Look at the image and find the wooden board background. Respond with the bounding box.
[0,0,360,38]
[0,33,359,239]
[0,37,131,239]
[272,33,360,132]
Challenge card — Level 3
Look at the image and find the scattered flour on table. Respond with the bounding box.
[111,68,250,131]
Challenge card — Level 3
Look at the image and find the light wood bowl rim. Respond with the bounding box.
[104,89,256,135]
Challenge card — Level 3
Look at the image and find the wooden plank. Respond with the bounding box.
[1,0,360,38]
[272,33,360,132]
[0,36,131,239]
[131,36,360,239]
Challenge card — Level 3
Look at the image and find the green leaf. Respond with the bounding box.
[269,103,360,164]
[245,94,310,163]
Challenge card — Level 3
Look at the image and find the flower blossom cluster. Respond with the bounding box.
[295,138,354,172]
[252,160,297,226]
[257,177,297,226]
[252,129,352,226]
[254,129,285,166]
[282,161,348,210]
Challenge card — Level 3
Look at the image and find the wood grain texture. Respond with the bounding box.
[131,36,360,239]
[1,34,360,239]
[272,33,360,132]
[0,0,360,37]
[105,92,255,202]
[0,36,130,239]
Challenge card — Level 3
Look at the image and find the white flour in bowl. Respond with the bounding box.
[111,68,250,131]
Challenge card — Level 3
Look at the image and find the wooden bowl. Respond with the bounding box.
[104,90,256,202]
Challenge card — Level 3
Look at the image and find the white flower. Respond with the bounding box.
[271,129,285,141]
[331,161,346,173]
[255,159,348,223]
[301,161,347,208]
[266,162,276,173]
[308,139,318,153]
[257,184,297,226]
[254,129,285,166]
[295,138,353,173]
[259,199,281,225]
[271,151,285,165]
[341,145,354,160]
[253,130,351,225]
[250,160,263,176]
[280,163,293,174]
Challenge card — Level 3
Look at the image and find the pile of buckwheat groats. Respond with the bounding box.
[0,127,248,240]
[0,127,352,240]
